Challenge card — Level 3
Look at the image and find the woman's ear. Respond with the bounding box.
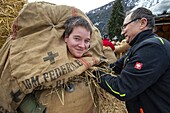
[64,36,68,43]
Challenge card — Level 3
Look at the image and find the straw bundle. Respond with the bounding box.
[88,66,128,113]
[98,91,128,113]
[0,0,27,48]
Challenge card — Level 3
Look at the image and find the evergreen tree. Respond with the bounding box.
[108,0,125,41]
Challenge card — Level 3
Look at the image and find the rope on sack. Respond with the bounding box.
[85,71,97,107]
[45,87,65,105]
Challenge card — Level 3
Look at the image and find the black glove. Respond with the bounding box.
[109,62,115,69]
[108,63,121,74]
[92,69,106,78]
[92,69,106,83]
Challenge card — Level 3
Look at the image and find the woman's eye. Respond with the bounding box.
[85,40,90,43]
[74,37,80,41]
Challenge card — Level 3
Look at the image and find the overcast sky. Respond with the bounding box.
[28,0,114,13]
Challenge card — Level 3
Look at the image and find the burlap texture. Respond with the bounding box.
[10,2,104,94]
[0,2,105,112]
[0,2,128,113]
[36,82,97,113]
[103,46,117,64]
[0,37,25,113]
[114,39,130,59]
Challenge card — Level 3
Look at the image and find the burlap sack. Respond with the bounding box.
[103,46,117,64]
[114,39,130,53]
[114,39,130,59]
[36,81,97,113]
[0,37,25,113]
[0,2,106,112]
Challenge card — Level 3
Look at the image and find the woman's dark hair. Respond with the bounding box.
[64,16,92,37]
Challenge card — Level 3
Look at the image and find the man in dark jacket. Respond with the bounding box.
[93,7,170,113]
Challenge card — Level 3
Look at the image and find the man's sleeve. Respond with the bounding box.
[99,43,169,101]
[110,52,128,74]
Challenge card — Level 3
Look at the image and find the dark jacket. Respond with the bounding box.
[99,30,170,113]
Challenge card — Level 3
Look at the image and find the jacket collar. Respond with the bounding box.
[129,29,155,46]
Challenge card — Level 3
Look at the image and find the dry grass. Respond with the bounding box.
[0,0,27,48]
[98,92,128,113]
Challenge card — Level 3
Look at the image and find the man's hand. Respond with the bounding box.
[109,63,115,69]
[92,69,107,78]
[108,63,121,74]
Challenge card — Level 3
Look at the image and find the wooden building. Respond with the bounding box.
[150,0,170,41]
[154,14,170,41]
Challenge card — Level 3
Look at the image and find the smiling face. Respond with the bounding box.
[121,13,142,44]
[64,26,91,58]
[121,7,154,44]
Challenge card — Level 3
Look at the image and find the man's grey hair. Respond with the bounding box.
[126,7,155,29]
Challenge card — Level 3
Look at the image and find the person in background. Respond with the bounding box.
[18,16,96,113]
[102,35,117,63]
[114,39,130,59]
[93,7,170,113]
[102,35,115,51]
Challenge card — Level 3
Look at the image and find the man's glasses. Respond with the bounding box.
[121,18,141,30]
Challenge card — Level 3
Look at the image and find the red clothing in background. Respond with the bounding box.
[102,38,115,50]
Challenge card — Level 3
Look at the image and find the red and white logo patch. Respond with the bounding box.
[134,62,143,70]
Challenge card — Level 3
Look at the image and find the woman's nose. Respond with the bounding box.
[78,41,85,48]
